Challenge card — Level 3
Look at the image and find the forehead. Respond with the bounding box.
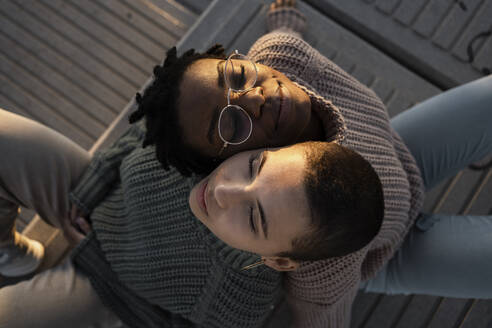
[257,147,311,243]
[177,59,224,156]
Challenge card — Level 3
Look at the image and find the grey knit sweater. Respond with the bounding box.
[70,120,283,328]
[69,7,424,328]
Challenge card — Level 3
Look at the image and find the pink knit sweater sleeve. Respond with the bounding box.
[247,6,425,328]
[266,6,306,38]
[285,248,369,328]
[247,8,372,328]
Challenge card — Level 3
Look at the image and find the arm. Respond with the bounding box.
[285,246,368,328]
[248,0,307,64]
[267,0,306,39]
[287,285,359,328]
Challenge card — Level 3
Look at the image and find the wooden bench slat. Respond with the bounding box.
[393,295,441,328]
[147,0,198,28]
[1,1,140,96]
[0,31,116,126]
[22,0,149,82]
[0,15,126,114]
[460,299,492,328]
[43,0,157,73]
[175,0,213,15]
[0,54,99,147]
[71,0,175,59]
[119,0,190,40]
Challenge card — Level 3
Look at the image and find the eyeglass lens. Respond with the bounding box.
[218,53,257,145]
[224,54,257,91]
[218,105,252,144]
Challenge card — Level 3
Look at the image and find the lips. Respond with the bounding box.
[274,84,292,134]
[197,180,208,215]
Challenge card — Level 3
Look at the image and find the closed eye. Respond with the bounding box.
[249,207,256,233]
[233,65,246,87]
[249,152,255,177]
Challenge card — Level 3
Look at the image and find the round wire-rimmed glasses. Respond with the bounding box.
[218,50,258,156]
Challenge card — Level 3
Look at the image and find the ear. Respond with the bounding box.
[262,256,300,272]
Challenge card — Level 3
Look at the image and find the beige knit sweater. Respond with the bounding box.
[249,7,425,328]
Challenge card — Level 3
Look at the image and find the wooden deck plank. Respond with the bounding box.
[26,0,149,82]
[0,30,115,127]
[433,0,482,51]
[460,300,492,328]
[2,1,139,97]
[394,295,441,328]
[0,53,100,147]
[451,0,492,63]
[0,90,33,120]
[147,0,198,28]
[361,295,410,327]
[350,293,383,328]
[175,0,212,15]
[73,0,176,56]
[428,298,472,328]
[13,0,147,89]
[43,0,156,73]
[0,78,94,150]
[120,0,191,40]
[0,16,126,115]
[467,169,492,214]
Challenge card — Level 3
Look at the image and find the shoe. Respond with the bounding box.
[0,231,44,277]
[468,155,492,171]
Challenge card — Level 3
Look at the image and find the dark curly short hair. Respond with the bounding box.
[128,45,227,176]
[278,141,384,262]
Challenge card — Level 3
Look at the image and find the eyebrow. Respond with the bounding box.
[257,151,269,239]
[217,60,225,88]
[206,61,226,145]
[207,105,220,145]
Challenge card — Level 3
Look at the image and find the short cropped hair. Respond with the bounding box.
[128,45,227,177]
[278,141,384,261]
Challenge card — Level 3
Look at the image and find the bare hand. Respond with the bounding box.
[61,203,92,246]
[270,0,296,12]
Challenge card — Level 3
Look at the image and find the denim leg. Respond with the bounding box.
[390,75,492,190]
[359,76,492,296]
[360,213,492,298]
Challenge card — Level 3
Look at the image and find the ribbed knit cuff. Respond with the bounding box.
[287,286,358,328]
[267,7,306,36]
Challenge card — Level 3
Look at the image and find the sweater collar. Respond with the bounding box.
[286,74,347,144]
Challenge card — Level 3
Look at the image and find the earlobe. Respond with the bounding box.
[262,256,299,272]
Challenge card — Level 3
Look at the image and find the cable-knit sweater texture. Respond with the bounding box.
[69,7,424,328]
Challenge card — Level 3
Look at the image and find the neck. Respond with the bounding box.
[298,107,324,142]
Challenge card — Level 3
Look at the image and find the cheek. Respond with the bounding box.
[209,211,250,248]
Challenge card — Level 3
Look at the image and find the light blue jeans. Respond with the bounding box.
[359,75,492,298]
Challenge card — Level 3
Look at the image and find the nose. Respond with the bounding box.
[234,86,265,119]
[213,182,248,209]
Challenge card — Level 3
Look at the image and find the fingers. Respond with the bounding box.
[61,212,87,246]
[70,202,77,224]
[270,0,296,11]
[64,204,92,245]
[75,217,92,235]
